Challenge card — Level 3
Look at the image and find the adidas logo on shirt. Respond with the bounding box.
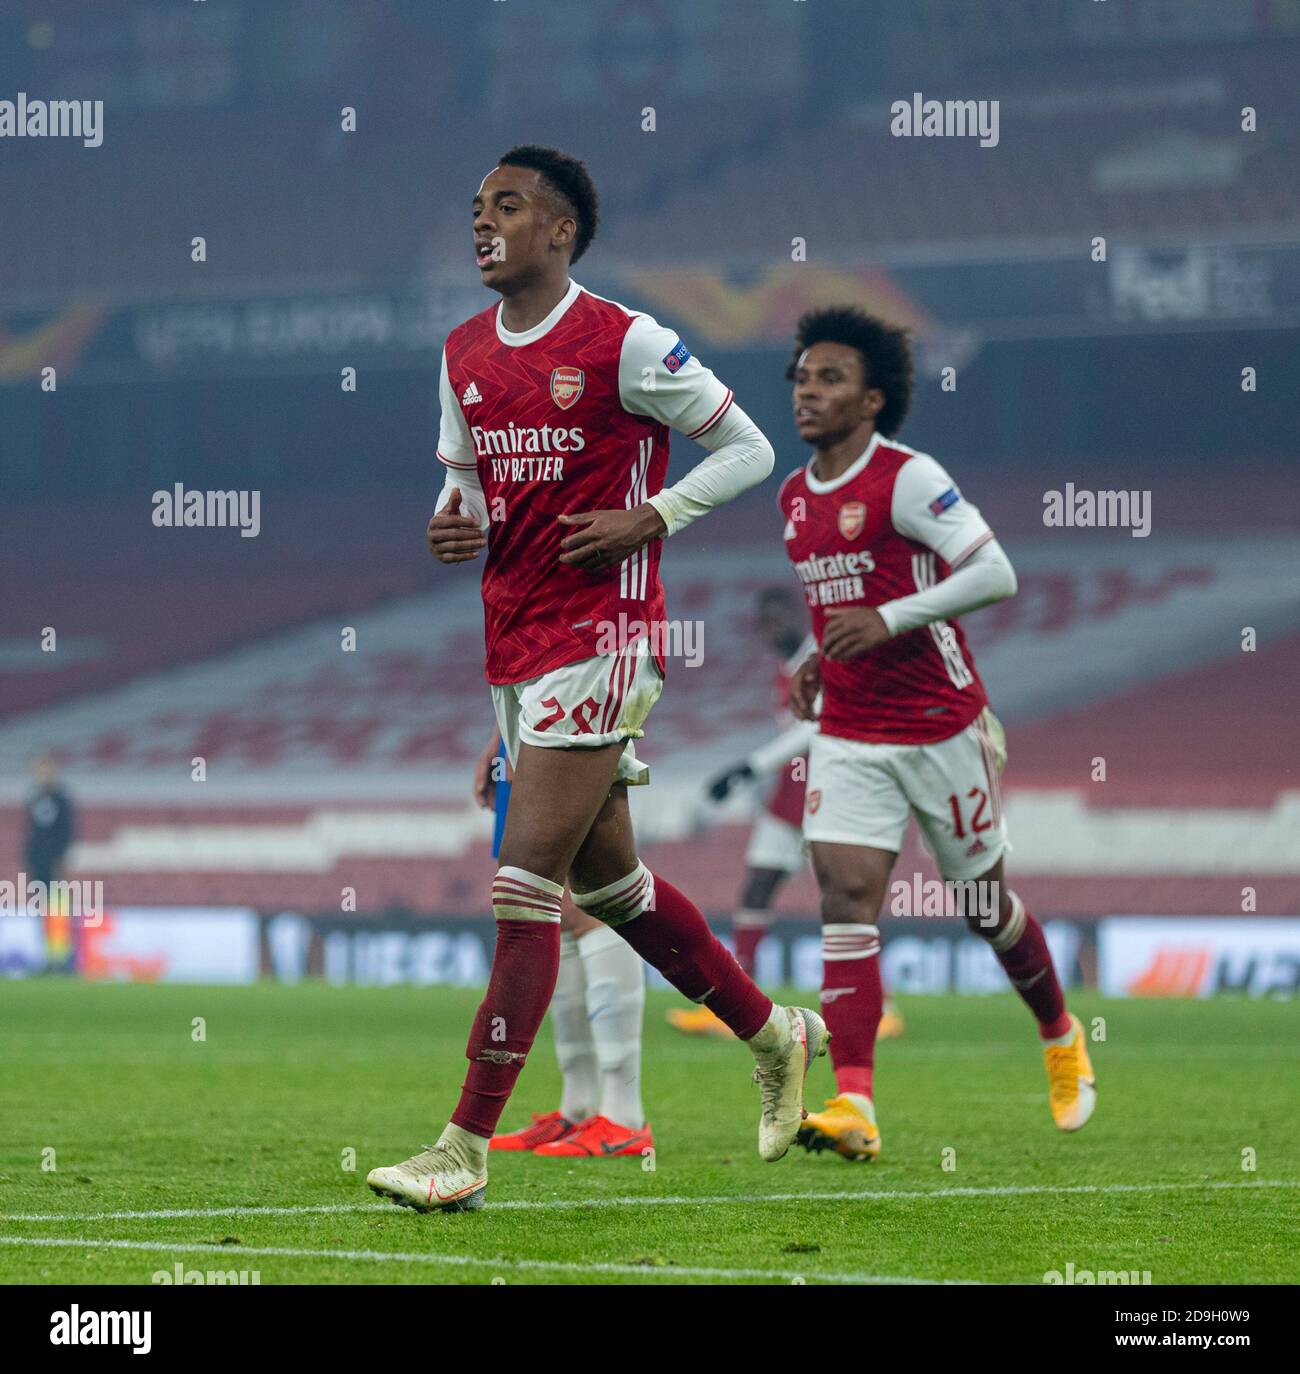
[461,381,483,406]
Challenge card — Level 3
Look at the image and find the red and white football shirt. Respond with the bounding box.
[779,432,993,745]
[438,280,734,685]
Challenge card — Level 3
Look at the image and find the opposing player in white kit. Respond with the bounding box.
[779,306,1096,1162]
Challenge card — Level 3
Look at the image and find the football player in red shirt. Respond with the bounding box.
[670,587,904,1040]
[779,306,1096,1162]
[472,730,654,1160]
[367,147,827,1213]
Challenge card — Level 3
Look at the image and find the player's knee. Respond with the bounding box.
[570,860,654,929]
[819,878,883,927]
[491,865,564,925]
[953,877,993,927]
[964,884,1023,947]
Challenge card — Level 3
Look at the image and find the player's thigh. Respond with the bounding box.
[499,740,628,884]
[904,714,1009,883]
[493,645,663,882]
[569,783,639,893]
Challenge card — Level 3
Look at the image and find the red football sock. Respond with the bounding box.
[580,867,773,1040]
[732,909,772,979]
[821,923,882,1099]
[985,892,1070,1039]
[451,872,563,1138]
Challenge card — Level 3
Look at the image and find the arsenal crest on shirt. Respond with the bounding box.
[550,366,584,410]
[838,501,867,540]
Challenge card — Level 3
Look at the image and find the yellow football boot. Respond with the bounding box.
[878,1000,904,1040]
[665,1005,735,1038]
[1044,1013,1097,1132]
[796,1092,881,1162]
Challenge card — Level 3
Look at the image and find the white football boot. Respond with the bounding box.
[366,1142,487,1213]
[751,1005,830,1161]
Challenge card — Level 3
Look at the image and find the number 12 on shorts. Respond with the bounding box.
[947,787,992,839]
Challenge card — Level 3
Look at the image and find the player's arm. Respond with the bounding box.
[558,317,774,569]
[820,456,1017,662]
[473,731,504,809]
[428,347,489,564]
[707,718,818,801]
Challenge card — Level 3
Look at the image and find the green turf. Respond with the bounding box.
[0,980,1296,1285]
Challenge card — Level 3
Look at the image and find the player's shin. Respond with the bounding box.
[570,863,773,1040]
[976,889,1070,1039]
[821,923,883,1099]
[733,908,773,979]
[449,867,564,1154]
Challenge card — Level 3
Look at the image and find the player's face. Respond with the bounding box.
[472,166,572,292]
[792,342,883,448]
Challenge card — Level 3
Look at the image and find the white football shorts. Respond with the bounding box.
[491,639,664,787]
[803,707,1009,880]
[744,812,808,875]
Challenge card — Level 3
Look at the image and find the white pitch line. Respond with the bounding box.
[0,1236,961,1286]
[4,1178,1294,1225]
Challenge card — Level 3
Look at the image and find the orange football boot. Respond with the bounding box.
[665,1005,734,1038]
[532,1115,655,1158]
[490,1110,576,1152]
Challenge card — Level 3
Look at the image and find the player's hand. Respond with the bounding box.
[821,606,891,661]
[473,732,504,809]
[789,653,822,721]
[557,503,667,571]
[427,489,487,564]
[707,762,755,803]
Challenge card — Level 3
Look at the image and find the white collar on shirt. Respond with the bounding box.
[803,431,882,495]
[494,278,582,347]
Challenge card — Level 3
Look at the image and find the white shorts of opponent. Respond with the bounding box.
[490,638,665,787]
[744,813,807,875]
[803,706,1010,882]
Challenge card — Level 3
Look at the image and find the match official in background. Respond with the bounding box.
[25,756,77,973]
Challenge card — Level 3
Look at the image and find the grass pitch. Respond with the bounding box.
[0,980,1296,1285]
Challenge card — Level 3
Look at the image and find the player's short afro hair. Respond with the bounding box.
[498,145,600,263]
[786,306,914,437]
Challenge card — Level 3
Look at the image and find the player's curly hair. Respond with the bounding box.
[785,306,913,437]
[498,145,600,263]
